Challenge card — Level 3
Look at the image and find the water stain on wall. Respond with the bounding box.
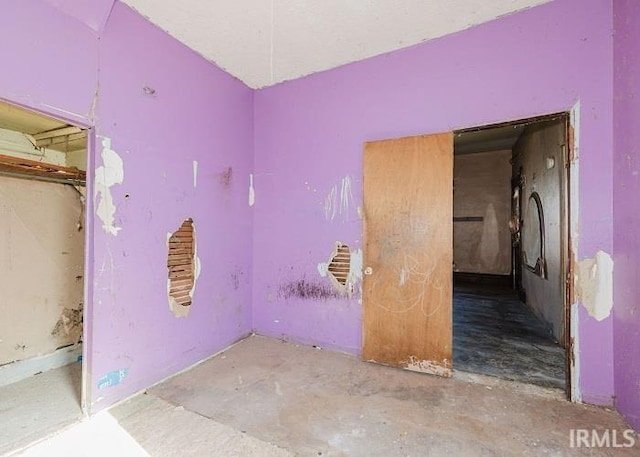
[219,166,233,188]
[278,277,343,301]
[94,136,124,236]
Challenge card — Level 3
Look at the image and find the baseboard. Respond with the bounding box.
[0,344,82,388]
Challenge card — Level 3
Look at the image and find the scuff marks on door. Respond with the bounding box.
[94,137,124,236]
[403,356,452,378]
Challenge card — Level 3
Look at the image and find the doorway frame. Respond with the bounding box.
[0,96,95,415]
[454,108,578,401]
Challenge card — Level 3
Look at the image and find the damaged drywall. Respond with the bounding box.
[403,356,452,377]
[0,177,85,365]
[317,242,363,294]
[166,219,201,318]
[248,173,255,206]
[192,160,198,188]
[94,137,124,235]
[51,304,83,346]
[576,250,613,321]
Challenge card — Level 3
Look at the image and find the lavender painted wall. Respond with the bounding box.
[90,3,254,410]
[1,0,631,418]
[613,0,640,431]
[0,1,98,124]
[254,0,616,405]
[0,0,254,412]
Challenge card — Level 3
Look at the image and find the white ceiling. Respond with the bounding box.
[121,0,551,89]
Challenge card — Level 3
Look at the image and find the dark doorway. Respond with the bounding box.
[452,114,569,392]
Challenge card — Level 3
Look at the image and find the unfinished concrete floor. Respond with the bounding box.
[453,281,566,389]
[8,337,640,456]
[0,362,82,455]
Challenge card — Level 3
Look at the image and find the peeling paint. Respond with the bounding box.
[192,160,198,188]
[317,262,328,277]
[324,175,354,222]
[576,250,613,321]
[97,368,128,389]
[94,137,124,235]
[570,101,580,162]
[348,248,363,286]
[399,268,408,286]
[403,356,452,377]
[249,173,255,207]
[51,305,83,345]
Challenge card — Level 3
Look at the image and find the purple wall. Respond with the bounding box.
[0,0,254,412]
[90,3,254,410]
[613,0,640,431]
[253,0,616,405]
[1,0,634,420]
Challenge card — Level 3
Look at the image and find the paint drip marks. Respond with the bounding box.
[324,175,354,222]
[95,137,124,236]
[278,277,343,301]
[97,368,129,389]
[576,250,613,321]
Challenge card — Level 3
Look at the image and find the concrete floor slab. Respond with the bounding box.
[5,338,638,456]
[0,362,82,455]
[149,336,638,456]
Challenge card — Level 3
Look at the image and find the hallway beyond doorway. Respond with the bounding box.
[453,276,566,389]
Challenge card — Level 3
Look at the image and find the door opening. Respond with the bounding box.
[0,99,89,453]
[452,113,571,396]
[362,113,573,398]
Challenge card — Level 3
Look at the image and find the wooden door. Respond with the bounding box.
[362,133,453,377]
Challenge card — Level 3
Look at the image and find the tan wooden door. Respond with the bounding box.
[362,133,453,377]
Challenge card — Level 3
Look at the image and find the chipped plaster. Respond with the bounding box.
[249,173,255,207]
[94,137,124,236]
[576,250,613,322]
[166,222,201,318]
